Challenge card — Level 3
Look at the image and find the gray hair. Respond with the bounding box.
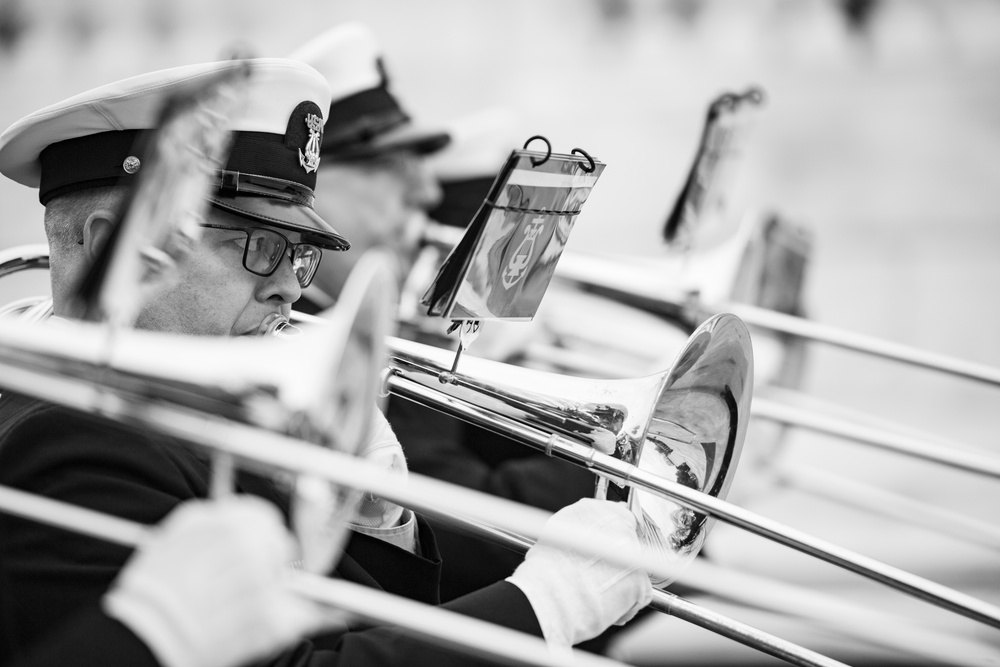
[43,186,127,307]
[43,186,127,253]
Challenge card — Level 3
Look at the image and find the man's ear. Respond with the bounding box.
[82,210,117,261]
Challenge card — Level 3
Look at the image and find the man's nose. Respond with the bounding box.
[259,251,303,305]
[406,161,443,210]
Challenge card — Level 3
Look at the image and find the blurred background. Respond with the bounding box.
[0,0,998,664]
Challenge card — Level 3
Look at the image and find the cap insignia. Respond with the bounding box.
[298,113,323,173]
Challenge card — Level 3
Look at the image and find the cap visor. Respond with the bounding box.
[208,194,350,250]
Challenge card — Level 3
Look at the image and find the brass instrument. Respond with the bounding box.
[421,167,998,458]
[519,232,1000,559]
[0,241,904,666]
[366,329,1000,629]
[418,211,1000,481]
[361,79,1000,663]
[3,300,997,666]
[0,260,856,666]
[0,253,641,667]
[384,310,754,588]
[371,318,1000,663]
[499,290,1000,551]
[410,214,1000,561]
[0,244,52,322]
[552,237,1000,384]
[398,210,1000,663]
[0,476,632,667]
[0,56,770,667]
[3,244,1000,663]
[295,304,1000,636]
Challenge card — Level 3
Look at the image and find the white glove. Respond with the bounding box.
[506,498,653,647]
[352,406,409,531]
[104,497,325,667]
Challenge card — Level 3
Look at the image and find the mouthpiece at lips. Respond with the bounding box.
[257,313,301,337]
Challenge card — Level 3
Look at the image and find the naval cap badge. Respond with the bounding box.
[299,113,323,173]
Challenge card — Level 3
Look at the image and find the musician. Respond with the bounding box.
[286,22,451,311]
[7,497,332,667]
[0,58,652,666]
[284,30,658,660]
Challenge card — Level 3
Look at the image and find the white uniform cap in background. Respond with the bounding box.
[0,58,348,249]
[288,22,381,106]
[288,22,449,160]
[425,107,524,182]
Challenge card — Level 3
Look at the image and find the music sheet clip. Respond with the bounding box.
[439,320,481,379]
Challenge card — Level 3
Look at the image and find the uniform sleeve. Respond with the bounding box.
[0,403,546,667]
[0,405,212,657]
[2,606,162,667]
[3,585,543,667]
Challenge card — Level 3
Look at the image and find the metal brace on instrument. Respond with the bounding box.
[439,320,481,382]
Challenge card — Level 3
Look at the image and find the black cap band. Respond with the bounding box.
[38,128,323,206]
[38,130,146,204]
[322,86,408,155]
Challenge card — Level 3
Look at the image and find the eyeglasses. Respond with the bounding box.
[200,224,322,288]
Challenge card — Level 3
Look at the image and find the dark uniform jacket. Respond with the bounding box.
[388,398,598,602]
[0,392,541,667]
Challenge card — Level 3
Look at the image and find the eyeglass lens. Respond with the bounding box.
[245,229,321,288]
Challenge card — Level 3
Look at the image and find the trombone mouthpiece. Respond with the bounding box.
[257,313,301,337]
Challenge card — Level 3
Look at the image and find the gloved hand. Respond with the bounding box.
[293,406,415,564]
[103,497,326,667]
[352,405,409,531]
[506,498,653,647]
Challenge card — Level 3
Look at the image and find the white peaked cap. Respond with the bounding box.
[0,58,349,249]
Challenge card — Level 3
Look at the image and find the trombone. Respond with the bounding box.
[533,239,1000,553]
[1,282,991,667]
[365,327,1000,629]
[552,237,1000,384]
[289,279,997,634]
[0,251,874,667]
[403,226,1000,563]
[416,217,1000,480]
[5,243,1000,621]
[545,234,1000,468]
[0,253,636,667]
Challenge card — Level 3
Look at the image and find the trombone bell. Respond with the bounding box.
[613,313,753,586]
[383,312,754,588]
